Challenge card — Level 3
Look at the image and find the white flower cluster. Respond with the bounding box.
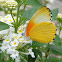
[0,0,18,9]
[0,0,7,7]
[0,14,35,61]
[6,0,18,9]
[0,14,14,25]
[57,13,62,18]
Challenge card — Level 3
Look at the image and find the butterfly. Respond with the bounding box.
[26,6,56,43]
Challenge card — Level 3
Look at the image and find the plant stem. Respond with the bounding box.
[14,5,20,33]
[15,27,18,33]
[21,5,26,16]
[20,55,28,62]
[4,7,7,14]
[59,29,61,35]
[41,57,44,62]
[10,10,15,22]
[19,5,26,25]
[45,43,50,62]
[9,55,11,62]
[13,59,15,62]
[16,5,20,24]
[5,50,7,62]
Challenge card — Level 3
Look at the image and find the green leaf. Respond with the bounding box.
[37,0,41,2]
[53,35,61,46]
[32,41,46,47]
[0,22,10,31]
[15,0,23,6]
[24,0,43,6]
[28,49,42,62]
[0,8,3,11]
[46,56,62,62]
[57,18,62,23]
[51,8,59,20]
[21,6,42,20]
[50,45,62,55]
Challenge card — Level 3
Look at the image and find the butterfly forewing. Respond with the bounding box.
[30,6,52,24]
[26,6,52,37]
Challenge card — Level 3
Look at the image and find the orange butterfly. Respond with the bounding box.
[26,6,56,43]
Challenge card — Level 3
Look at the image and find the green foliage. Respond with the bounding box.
[28,49,42,62]
[51,8,59,20]
[32,41,46,47]
[57,18,62,23]
[53,35,61,46]
[0,53,4,62]
[15,0,23,6]
[37,0,41,2]
[20,6,42,20]
[0,8,3,11]
[50,45,62,55]
[0,22,10,31]
[46,56,62,62]
[24,0,43,6]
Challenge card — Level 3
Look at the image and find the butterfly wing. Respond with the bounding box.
[26,6,52,37]
[29,22,56,43]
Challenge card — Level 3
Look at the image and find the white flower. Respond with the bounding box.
[5,14,12,19]
[0,0,7,7]
[6,18,13,23]
[7,46,16,54]
[5,0,18,9]
[26,38,32,43]
[10,39,19,47]
[28,48,35,58]
[0,29,8,34]
[12,10,17,15]
[43,45,47,47]
[0,17,6,23]
[5,16,14,25]
[9,27,15,34]
[0,46,7,52]
[19,35,25,42]
[57,13,62,18]
[17,29,25,34]
[14,17,17,22]
[42,52,45,57]
[11,33,19,40]
[1,43,10,52]
[4,38,11,43]
[15,56,20,62]
[26,21,29,24]
[10,50,19,59]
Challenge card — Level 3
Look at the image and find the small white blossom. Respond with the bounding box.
[1,43,10,52]
[0,0,7,7]
[6,0,18,9]
[28,48,35,58]
[10,50,19,59]
[7,46,16,54]
[10,39,19,47]
[15,56,20,62]
[42,52,45,57]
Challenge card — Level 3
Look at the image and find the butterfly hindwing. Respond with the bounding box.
[29,22,56,43]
